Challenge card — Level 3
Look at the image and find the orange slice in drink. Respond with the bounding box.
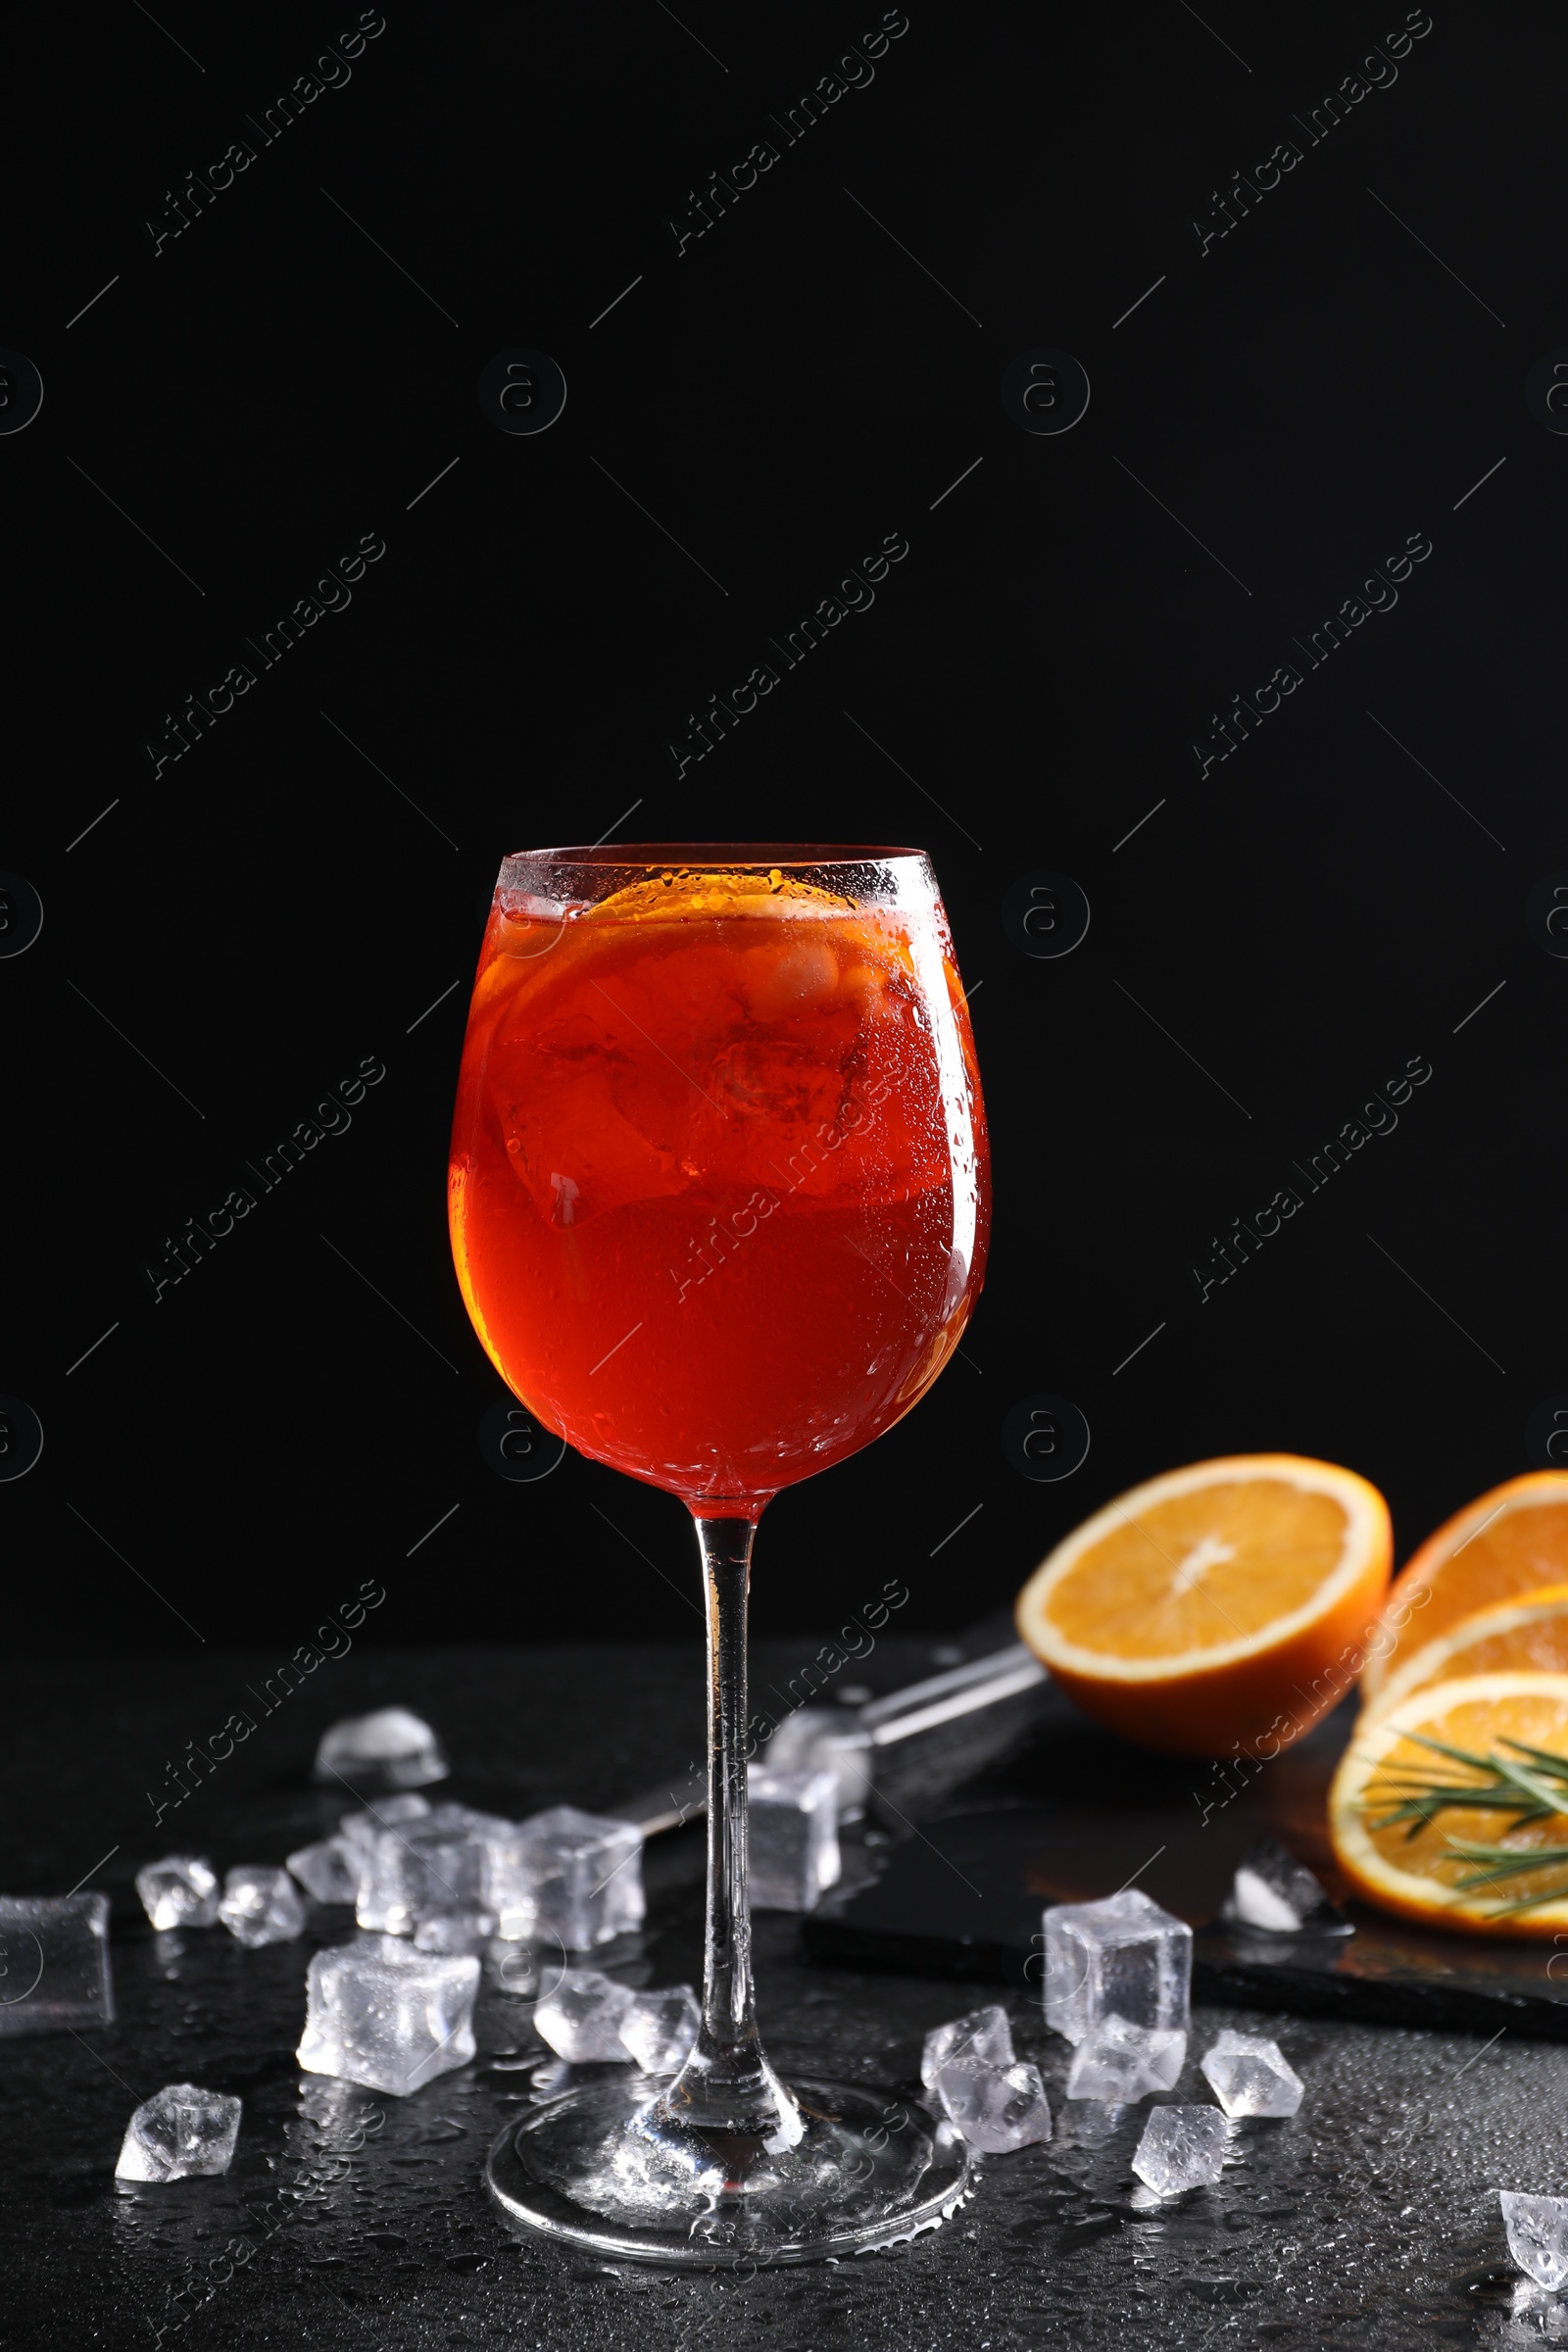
[1359,1473,1568,1703]
[1360,1584,1568,1723]
[1015,1454,1392,1757]
[1328,1672,1568,1937]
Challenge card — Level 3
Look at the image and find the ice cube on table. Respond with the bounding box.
[1132,2103,1230,2193]
[297,1939,479,2096]
[484,1807,644,1949]
[315,1706,449,1791]
[533,1967,637,2062]
[1200,2029,1303,2118]
[921,2003,1014,2089]
[747,1768,840,1912]
[413,1910,496,1955]
[1043,1889,1192,2044]
[116,2083,241,2181]
[218,1867,306,1947]
[932,2056,1052,2153]
[618,1984,700,2074]
[762,1706,873,1822]
[338,1793,432,1856]
[135,1856,220,1931]
[356,1804,510,1938]
[1221,1838,1348,1935]
[0,1894,114,2036]
[1501,2191,1568,2291]
[1066,2015,1186,2103]
[286,1838,361,1906]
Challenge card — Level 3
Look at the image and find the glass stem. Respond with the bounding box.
[657,1514,797,2141]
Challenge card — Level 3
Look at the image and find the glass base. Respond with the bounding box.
[485,2070,973,2267]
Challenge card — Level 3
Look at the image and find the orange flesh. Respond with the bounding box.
[1352,1688,1568,1918]
[1375,1589,1568,1708]
[1043,1483,1349,1660]
[1365,1483,1568,1695]
[1405,1501,1568,1642]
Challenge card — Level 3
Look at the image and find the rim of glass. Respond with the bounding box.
[504,843,925,866]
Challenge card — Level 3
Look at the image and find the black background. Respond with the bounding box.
[6,0,1562,1659]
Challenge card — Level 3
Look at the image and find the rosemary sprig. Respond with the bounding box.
[1361,1729,1568,1919]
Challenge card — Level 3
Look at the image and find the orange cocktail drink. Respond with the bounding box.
[449,854,988,1514]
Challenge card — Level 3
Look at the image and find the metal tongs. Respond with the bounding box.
[611,1642,1050,1837]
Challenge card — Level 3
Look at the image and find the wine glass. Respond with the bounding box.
[449,846,990,2263]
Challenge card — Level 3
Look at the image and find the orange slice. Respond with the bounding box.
[1360,1584,1568,1723]
[1329,1672,1568,1937]
[1360,1473,1568,1701]
[1015,1454,1392,1757]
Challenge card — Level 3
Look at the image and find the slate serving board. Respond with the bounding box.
[804,1690,1568,2039]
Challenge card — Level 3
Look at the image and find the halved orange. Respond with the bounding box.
[1359,1473,1568,1702]
[1329,1672,1568,1937]
[1015,1454,1392,1757]
[1360,1584,1568,1723]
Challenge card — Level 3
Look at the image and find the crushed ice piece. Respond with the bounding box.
[0,1894,114,2036]
[135,1856,220,1932]
[413,1909,496,1955]
[762,1706,873,1820]
[337,1793,432,1856]
[286,1838,361,1906]
[484,1806,644,1949]
[1066,2014,1187,2103]
[920,2003,1014,2089]
[355,1803,510,1938]
[747,1767,840,1912]
[1200,2029,1304,2118]
[297,1938,479,2096]
[618,1984,701,2073]
[218,1867,306,1947]
[1501,2192,1568,2291]
[1132,2103,1230,2193]
[315,1707,449,1791]
[1043,1889,1192,2044]
[532,1967,636,2062]
[932,2056,1052,2153]
[115,2082,242,2180]
[1221,1838,1350,1935]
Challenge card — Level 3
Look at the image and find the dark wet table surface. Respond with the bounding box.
[2,1641,1563,2351]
